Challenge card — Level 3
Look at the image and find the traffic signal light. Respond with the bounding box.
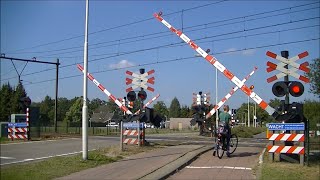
[272,81,304,97]
[127,91,136,102]
[138,90,147,101]
[289,81,304,97]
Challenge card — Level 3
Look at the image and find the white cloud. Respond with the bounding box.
[225,48,238,55]
[224,48,256,56]
[242,49,256,56]
[109,60,134,69]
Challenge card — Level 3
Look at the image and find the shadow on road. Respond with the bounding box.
[231,152,259,157]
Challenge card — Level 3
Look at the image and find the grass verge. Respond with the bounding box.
[0,143,176,180]
[260,151,320,180]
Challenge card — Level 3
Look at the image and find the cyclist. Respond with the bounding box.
[218,105,232,157]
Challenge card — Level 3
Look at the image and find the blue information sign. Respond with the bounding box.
[123,123,144,129]
[8,122,27,127]
[267,123,304,131]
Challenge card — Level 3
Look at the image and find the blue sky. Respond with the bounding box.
[1,0,319,110]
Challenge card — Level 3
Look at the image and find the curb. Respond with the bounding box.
[139,145,212,180]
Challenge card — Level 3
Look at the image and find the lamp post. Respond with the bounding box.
[82,0,89,161]
[247,96,250,127]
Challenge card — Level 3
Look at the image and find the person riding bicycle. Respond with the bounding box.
[218,105,232,157]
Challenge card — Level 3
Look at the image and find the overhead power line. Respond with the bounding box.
[2,15,318,81]
[7,3,319,56]
[5,1,228,54]
[21,37,320,86]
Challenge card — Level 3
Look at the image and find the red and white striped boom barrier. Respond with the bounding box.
[77,64,133,115]
[134,94,160,115]
[266,51,310,83]
[206,67,257,119]
[153,12,275,116]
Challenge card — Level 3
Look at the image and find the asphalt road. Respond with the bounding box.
[0,136,119,166]
[0,132,268,167]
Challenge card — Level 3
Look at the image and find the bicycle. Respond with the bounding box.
[213,124,238,159]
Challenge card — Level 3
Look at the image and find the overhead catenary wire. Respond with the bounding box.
[8,3,319,56]
[21,37,320,86]
[2,15,318,81]
[5,1,228,54]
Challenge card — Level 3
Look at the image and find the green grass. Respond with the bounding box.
[0,150,120,180]
[260,151,320,180]
[231,126,266,138]
[0,142,177,180]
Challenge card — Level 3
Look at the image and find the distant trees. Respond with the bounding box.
[306,58,320,96]
[169,97,181,118]
[153,101,169,120]
[0,82,27,122]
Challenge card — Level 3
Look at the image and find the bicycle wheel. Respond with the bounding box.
[229,134,238,154]
[216,141,224,159]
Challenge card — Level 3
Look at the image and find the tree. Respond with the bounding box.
[180,105,191,118]
[169,97,181,118]
[303,100,320,130]
[269,98,282,109]
[64,97,83,123]
[39,96,55,125]
[0,83,14,121]
[306,58,320,96]
[10,82,27,114]
[88,98,106,116]
[153,101,168,120]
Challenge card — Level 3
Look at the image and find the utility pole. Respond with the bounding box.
[54,59,59,133]
[82,0,89,161]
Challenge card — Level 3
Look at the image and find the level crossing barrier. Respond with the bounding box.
[267,123,305,165]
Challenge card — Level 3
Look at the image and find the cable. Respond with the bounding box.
[9,4,319,56]
[5,1,228,54]
[2,17,319,81]
[21,37,320,86]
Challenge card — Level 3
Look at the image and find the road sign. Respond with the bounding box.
[123,122,144,129]
[266,51,310,83]
[8,123,27,127]
[153,12,276,117]
[267,123,305,131]
[126,69,155,92]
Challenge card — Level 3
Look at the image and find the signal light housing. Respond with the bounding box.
[289,81,304,97]
[272,81,287,97]
[272,81,304,97]
[138,90,147,101]
[127,91,136,102]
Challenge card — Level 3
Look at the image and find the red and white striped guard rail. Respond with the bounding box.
[8,128,27,133]
[267,133,304,142]
[153,12,275,116]
[134,94,160,115]
[267,145,304,155]
[77,64,133,115]
[206,67,257,119]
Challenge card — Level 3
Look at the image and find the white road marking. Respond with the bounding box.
[0,138,80,146]
[0,149,95,166]
[186,166,252,170]
[0,156,16,160]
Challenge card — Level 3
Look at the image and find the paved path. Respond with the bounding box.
[57,145,211,180]
[167,146,264,180]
